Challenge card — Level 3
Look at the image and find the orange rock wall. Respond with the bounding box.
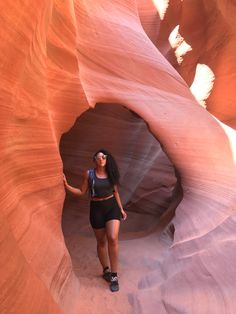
[1,1,236,313]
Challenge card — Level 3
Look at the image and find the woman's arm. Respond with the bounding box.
[114,185,127,220]
[63,171,89,197]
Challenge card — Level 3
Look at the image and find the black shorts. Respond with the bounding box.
[90,196,121,229]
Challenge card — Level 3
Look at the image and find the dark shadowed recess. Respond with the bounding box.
[59,103,182,241]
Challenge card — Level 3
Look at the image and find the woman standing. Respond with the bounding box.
[63,149,127,292]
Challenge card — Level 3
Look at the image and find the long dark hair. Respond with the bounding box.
[93,149,120,185]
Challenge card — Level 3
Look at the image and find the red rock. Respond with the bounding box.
[1,1,236,313]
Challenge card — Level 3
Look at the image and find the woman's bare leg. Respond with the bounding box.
[93,228,110,269]
[105,220,120,273]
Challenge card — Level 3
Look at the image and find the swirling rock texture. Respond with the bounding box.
[1,0,236,313]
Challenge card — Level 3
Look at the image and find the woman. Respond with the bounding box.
[63,149,127,292]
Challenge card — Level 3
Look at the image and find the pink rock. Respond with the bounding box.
[1,1,236,313]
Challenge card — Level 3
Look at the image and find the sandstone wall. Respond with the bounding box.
[1,1,236,313]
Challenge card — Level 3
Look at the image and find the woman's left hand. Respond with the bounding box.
[121,209,127,220]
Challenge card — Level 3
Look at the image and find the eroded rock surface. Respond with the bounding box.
[1,1,236,313]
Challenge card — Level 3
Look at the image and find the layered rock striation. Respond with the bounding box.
[1,1,236,313]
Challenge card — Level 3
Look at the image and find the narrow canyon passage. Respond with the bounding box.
[2,1,236,313]
[60,103,179,312]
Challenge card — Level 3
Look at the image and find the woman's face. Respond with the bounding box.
[94,152,107,167]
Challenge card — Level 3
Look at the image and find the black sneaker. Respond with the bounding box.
[102,268,111,282]
[110,275,119,292]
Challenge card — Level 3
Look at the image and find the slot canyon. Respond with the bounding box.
[1,1,236,313]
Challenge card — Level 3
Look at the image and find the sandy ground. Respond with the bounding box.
[62,199,171,314]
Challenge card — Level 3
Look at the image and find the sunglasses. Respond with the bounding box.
[95,154,107,160]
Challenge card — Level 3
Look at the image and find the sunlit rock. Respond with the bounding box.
[1,1,236,313]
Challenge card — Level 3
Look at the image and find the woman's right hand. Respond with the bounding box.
[62,172,86,197]
[63,174,67,186]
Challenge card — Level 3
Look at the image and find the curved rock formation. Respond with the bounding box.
[1,0,236,313]
[60,103,176,217]
[158,0,236,127]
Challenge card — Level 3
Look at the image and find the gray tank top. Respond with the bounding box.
[90,170,114,198]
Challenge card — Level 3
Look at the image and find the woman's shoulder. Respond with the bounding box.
[85,169,96,179]
[83,169,91,178]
